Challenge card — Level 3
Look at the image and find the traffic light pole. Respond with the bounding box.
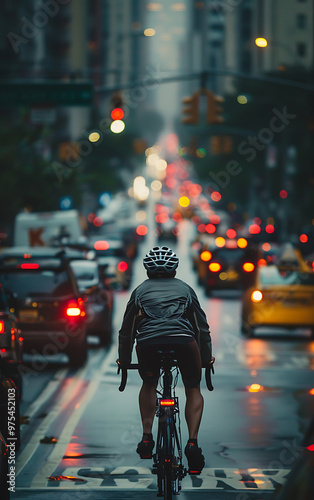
[94,68,314,94]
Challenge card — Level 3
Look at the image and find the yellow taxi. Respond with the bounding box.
[241,264,314,337]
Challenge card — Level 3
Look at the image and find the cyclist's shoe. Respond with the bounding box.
[185,442,205,474]
[137,436,155,459]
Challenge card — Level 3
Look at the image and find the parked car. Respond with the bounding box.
[0,248,87,367]
[0,430,9,500]
[0,358,21,453]
[241,264,314,338]
[88,237,133,290]
[0,282,23,400]
[70,260,114,346]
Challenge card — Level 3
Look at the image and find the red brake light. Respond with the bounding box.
[200,251,212,262]
[66,302,81,317]
[21,263,39,269]
[160,399,175,406]
[0,321,5,334]
[209,262,221,272]
[243,262,255,272]
[118,261,128,272]
[94,240,109,251]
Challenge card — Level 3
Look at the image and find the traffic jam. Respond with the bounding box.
[1,146,314,499]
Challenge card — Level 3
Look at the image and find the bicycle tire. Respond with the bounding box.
[164,468,172,500]
[162,416,173,499]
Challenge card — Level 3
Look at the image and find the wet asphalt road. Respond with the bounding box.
[10,225,314,499]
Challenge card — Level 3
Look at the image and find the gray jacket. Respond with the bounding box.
[118,277,212,365]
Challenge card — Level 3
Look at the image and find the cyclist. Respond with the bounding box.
[118,246,213,474]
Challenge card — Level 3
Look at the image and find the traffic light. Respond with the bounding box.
[110,92,125,133]
[210,136,222,155]
[210,136,233,155]
[182,92,199,124]
[207,91,224,124]
[223,135,233,154]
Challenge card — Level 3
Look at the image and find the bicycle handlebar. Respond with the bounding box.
[117,357,215,392]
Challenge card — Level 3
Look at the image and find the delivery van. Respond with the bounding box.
[13,210,86,247]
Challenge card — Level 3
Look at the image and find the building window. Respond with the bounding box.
[296,14,306,28]
[296,42,307,57]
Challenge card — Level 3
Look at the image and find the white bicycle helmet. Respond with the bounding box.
[143,246,179,276]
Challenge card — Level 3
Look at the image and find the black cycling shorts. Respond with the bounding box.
[136,335,202,388]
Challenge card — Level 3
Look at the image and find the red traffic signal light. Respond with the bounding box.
[111,108,124,120]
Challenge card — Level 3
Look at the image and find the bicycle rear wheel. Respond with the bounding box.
[162,417,173,499]
[163,467,172,500]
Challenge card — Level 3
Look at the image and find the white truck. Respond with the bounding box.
[13,210,86,247]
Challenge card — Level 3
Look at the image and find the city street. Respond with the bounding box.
[13,224,314,499]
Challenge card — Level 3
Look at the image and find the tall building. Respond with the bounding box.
[252,0,314,73]
[225,0,314,80]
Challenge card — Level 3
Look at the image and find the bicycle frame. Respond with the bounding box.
[152,350,186,499]
[117,354,215,500]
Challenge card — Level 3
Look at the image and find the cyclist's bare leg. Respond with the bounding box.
[185,386,204,439]
[139,381,158,434]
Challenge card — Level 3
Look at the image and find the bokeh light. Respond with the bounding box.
[89,132,100,142]
[179,196,190,207]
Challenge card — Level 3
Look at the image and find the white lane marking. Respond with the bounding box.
[30,345,118,488]
[16,467,290,491]
[16,348,107,477]
[16,372,85,476]
[21,367,68,422]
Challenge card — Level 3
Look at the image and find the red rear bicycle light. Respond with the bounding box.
[118,261,128,272]
[160,399,175,406]
[0,321,5,334]
[21,263,39,269]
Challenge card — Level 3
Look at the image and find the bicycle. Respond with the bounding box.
[117,352,215,499]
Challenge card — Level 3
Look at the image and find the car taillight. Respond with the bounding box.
[0,320,4,334]
[251,290,263,302]
[243,262,255,272]
[66,299,86,318]
[66,301,81,317]
[118,261,128,272]
[20,263,39,269]
[67,306,80,317]
[160,399,175,406]
[208,262,221,272]
[257,258,267,267]
[200,251,212,262]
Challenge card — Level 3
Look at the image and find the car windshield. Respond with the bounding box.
[0,270,73,299]
[70,263,97,282]
[260,267,314,286]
